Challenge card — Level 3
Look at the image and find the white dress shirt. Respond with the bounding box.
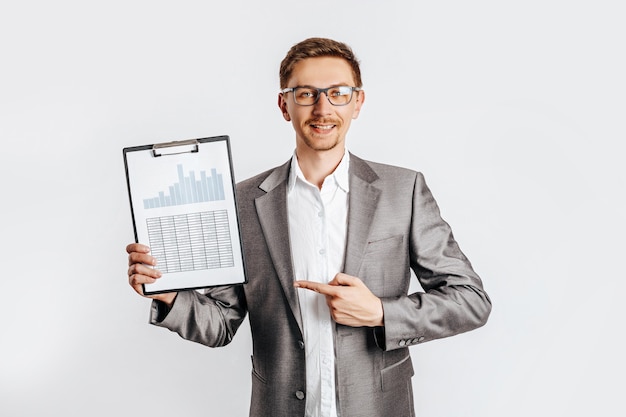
[287,150,350,417]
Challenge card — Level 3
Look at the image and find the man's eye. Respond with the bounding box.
[297,90,316,98]
[330,88,349,97]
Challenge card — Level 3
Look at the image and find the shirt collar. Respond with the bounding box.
[288,150,350,193]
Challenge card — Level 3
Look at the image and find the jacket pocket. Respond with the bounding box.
[365,234,404,254]
[380,354,414,392]
[360,234,408,297]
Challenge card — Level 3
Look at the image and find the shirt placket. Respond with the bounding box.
[318,181,336,417]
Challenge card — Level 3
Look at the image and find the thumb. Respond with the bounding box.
[330,273,360,287]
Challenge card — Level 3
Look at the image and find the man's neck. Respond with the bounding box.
[295,146,345,189]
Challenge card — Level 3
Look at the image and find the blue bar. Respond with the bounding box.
[185,177,192,203]
[201,171,208,202]
[217,173,224,200]
[189,171,198,203]
[196,180,204,202]
[174,183,182,206]
[169,186,177,205]
[178,164,187,204]
[211,169,219,201]
[207,179,214,201]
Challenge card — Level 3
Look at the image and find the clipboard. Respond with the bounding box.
[123,135,247,295]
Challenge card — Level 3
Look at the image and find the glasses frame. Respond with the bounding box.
[280,85,362,106]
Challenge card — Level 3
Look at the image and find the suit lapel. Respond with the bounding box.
[252,154,380,334]
[254,160,303,334]
[344,154,381,280]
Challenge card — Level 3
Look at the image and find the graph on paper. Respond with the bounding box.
[146,210,234,273]
[143,164,226,209]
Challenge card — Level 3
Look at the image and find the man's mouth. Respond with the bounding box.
[309,123,336,130]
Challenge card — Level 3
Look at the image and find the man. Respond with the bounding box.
[127,37,491,417]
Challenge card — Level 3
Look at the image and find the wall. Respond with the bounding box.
[1,1,624,416]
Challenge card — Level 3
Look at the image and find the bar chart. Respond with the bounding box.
[146,210,234,273]
[143,164,226,209]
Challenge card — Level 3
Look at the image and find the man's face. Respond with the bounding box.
[278,57,365,154]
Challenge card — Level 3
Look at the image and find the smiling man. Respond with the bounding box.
[278,55,364,191]
[127,37,491,417]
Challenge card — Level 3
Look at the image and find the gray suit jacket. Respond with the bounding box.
[152,154,491,417]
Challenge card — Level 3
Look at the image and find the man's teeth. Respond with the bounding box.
[312,124,334,130]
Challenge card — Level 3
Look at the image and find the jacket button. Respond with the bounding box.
[298,340,305,349]
[295,391,305,400]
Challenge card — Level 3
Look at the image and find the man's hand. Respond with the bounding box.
[294,273,384,327]
[126,243,177,306]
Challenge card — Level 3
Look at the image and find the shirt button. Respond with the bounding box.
[295,391,305,400]
[318,211,324,217]
[298,340,305,349]
[319,248,326,255]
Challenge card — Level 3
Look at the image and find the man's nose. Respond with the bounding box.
[313,92,333,115]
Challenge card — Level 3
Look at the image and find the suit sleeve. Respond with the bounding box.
[376,172,491,351]
[149,284,247,347]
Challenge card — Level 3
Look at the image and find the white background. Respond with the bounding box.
[1,1,624,416]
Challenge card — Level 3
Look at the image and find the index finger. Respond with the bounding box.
[294,280,339,296]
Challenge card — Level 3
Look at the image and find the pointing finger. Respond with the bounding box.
[329,273,362,287]
[294,280,339,296]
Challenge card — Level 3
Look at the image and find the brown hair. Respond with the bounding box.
[279,37,362,88]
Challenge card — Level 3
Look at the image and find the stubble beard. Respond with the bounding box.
[301,119,342,152]
[302,134,340,151]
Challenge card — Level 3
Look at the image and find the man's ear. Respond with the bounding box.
[278,93,291,121]
[352,89,365,120]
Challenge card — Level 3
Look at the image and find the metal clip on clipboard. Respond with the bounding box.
[152,139,200,157]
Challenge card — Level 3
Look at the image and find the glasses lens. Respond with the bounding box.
[293,87,318,105]
[327,86,353,105]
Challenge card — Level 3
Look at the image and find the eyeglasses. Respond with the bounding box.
[280,86,361,106]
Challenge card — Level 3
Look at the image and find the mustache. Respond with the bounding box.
[306,119,340,125]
